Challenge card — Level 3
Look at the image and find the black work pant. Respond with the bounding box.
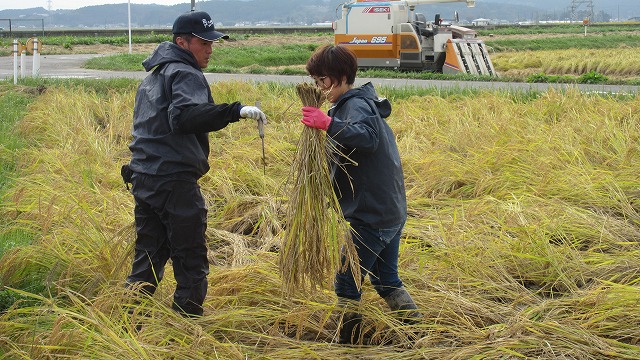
[126,172,209,317]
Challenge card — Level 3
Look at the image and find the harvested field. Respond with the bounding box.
[1,81,639,358]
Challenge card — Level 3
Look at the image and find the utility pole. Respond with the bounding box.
[46,0,53,28]
[570,0,594,23]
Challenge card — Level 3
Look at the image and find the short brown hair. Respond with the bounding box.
[306,45,358,86]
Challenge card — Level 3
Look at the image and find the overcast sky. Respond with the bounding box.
[0,0,190,10]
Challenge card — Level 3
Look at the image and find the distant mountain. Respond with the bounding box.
[0,0,638,29]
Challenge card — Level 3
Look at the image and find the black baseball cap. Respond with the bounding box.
[172,11,229,41]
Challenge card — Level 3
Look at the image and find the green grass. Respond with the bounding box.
[0,228,33,258]
[0,85,43,313]
[0,86,33,216]
[216,44,318,68]
[85,53,148,71]
[85,43,321,72]
[0,91,30,190]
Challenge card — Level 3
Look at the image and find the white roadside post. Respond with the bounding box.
[20,48,26,79]
[32,38,40,77]
[13,39,18,84]
[583,18,589,36]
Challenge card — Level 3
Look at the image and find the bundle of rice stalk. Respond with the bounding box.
[279,83,360,296]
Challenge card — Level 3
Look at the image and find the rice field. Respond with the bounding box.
[492,48,640,79]
[1,81,640,359]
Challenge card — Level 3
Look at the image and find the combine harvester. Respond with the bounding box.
[333,0,497,76]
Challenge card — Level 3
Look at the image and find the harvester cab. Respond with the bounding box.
[333,0,497,76]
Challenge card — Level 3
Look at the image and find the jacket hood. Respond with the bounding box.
[142,41,200,72]
[334,82,392,118]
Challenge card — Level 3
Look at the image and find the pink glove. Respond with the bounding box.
[301,106,332,131]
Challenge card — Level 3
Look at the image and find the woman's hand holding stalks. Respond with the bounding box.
[301,106,332,131]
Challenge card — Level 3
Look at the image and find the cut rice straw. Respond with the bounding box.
[279,83,360,296]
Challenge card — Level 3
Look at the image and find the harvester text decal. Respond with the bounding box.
[349,36,389,44]
[363,6,390,13]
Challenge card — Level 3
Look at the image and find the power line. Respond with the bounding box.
[570,0,594,22]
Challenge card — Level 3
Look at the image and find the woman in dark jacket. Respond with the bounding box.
[301,44,422,344]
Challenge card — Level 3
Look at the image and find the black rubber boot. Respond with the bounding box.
[339,312,363,344]
[171,301,203,318]
[383,287,423,324]
[337,297,363,345]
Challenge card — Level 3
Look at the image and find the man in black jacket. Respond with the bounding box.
[124,10,266,317]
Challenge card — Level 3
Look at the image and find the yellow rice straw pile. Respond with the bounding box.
[279,83,360,296]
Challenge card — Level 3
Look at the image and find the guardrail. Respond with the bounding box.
[0,18,45,37]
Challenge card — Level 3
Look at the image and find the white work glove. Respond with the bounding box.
[240,106,267,124]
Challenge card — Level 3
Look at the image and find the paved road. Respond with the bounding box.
[2,54,639,95]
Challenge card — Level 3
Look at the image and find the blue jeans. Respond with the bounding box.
[334,222,405,301]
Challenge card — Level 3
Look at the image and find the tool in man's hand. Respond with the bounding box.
[255,101,266,175]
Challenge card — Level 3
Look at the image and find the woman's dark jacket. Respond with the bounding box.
[326,82,407,229]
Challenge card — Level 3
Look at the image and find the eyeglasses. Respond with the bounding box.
[311,76,328,87]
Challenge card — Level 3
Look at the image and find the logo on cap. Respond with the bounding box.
[202,18,214,28]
